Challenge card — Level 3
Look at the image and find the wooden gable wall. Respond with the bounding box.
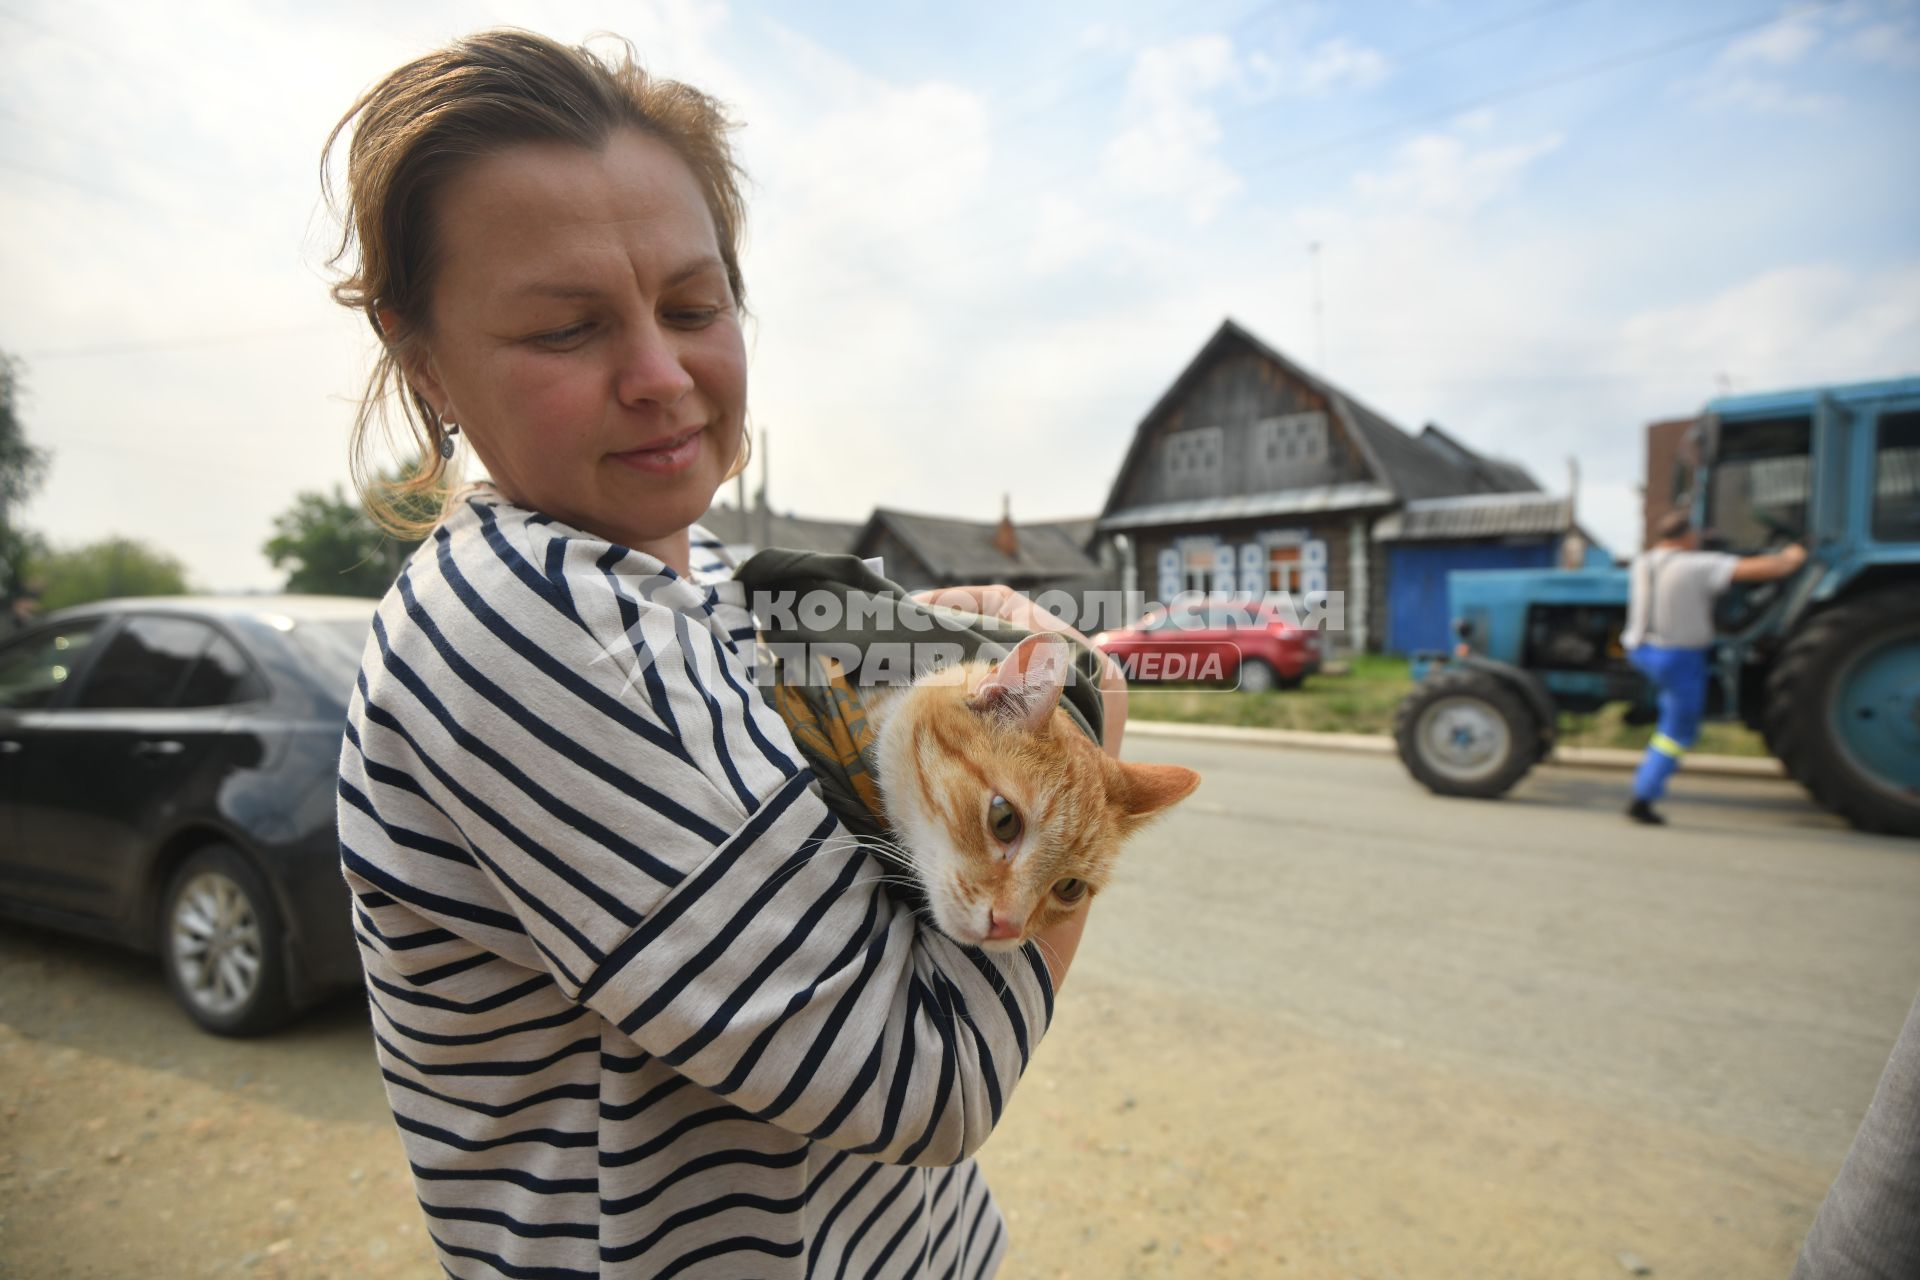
[1109,344,1376,512]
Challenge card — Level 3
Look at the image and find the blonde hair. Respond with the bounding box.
[323,28,752,537]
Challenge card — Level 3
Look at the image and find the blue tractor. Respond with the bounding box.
[1393,377,1920,837]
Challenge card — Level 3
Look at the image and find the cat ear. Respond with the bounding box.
[967,633,1071,732]
[1109,760,1202,821]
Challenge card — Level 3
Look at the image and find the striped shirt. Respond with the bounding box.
[338,482,1054,1279]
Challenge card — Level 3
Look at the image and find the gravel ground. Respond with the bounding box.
[4,743,1909,1279]
[0,923,1844,1280]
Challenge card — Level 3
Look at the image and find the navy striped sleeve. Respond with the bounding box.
[341,493,1053,1169]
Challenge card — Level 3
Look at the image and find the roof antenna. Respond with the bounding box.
[1309,241,1325,373]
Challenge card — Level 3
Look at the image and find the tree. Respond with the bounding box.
[33,536,189,611]
[263,466,437,598]
[0,353,52,626]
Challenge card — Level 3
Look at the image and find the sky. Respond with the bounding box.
[2,0,1917,591]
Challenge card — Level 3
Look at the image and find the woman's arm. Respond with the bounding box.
[344,534,1055,1167]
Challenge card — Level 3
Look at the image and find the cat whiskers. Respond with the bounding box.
[771,832,909,886]
[795,834,941,915]
[844,873,925,896]
[1027,933,1065,981]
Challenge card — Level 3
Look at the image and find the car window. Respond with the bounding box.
[285,616,374,698]
[0,620,105,710]
[74,616,217,710]
[175,634,259,707]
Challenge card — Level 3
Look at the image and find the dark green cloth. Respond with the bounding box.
[733,547,1106,838]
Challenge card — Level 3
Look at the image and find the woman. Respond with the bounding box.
[325,29,1124,1279]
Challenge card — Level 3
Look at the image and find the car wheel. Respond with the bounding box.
[162,845,294,1036]
[1238,658,1277,693]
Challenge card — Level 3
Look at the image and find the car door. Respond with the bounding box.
[1152,596,1207,680]
[0,617,111,908]
[1193,605,1243,682]
[12,614,255,921]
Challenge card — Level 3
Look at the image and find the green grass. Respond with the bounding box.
[1129,655,1768,757]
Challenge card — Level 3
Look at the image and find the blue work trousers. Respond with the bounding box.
[1628,644,1711,802]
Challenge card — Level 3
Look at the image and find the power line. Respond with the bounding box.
[778,0,1595,214]
[8,1,1837,358]
[762,0,1299,204]
[799,0,1838,303]
[1232,1,1835,178]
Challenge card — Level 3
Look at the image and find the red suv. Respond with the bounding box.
[1091,594,1323,692]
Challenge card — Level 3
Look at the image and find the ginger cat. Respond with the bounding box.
[860,632,1200,952]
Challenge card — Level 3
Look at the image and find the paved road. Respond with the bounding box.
[1090,741,1920,1163]
[2,740,1916,1278]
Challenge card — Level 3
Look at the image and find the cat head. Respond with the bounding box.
[871,632,1201,952]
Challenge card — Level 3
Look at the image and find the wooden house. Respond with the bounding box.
[852,503,1108,620]
[698,498,863,562]
[1092,319,1567,652]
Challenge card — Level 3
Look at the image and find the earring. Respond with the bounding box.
[440,421,460,460]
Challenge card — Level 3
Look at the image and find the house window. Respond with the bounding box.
[1182,542,1214,594]
[1164,427,1223,480]
[1254,412,1329,485]
[1267,543,1302,592]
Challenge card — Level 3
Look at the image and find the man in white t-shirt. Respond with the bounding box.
[1624,511,1807,824]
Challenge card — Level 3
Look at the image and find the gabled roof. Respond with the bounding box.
[1416,424,1541,493]
[1094,483,1397,530]
[1098,319,1539,524]
[1373,492,1573,542]
[698,502,862,555]
[858,507,1102,581]
[1034,516,1100,550]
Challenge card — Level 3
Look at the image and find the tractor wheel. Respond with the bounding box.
[1765,588,1920,837]
[1394,669,1539,799]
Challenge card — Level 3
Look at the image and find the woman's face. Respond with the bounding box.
[404,128,745,570]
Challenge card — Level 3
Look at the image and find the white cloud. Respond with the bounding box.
[1100,34,1243,225]
[1844,18,1920,66]
[1712,78,1842,115]
[1021,194,1158,276]
[1244,26,1388,100]
[1289,36,1390,96]
[1078,21,1129,53]
[1616,264,1920,394]
[2,1,1913,594]
[3,0,751,590]
[1722,10,1824,66]
[1219,185,1920,560]
[1354,126,1563,215]
[1091,19,1389,226]
[1692,2,1919,116]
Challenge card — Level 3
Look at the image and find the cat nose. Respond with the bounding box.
[985,910,1022,941]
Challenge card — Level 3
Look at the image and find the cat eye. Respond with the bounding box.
[1051,878,1088,904]
[988,795,1022,844]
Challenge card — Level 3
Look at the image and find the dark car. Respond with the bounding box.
[1092,593,1324,692]
[0,594,375,1034]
